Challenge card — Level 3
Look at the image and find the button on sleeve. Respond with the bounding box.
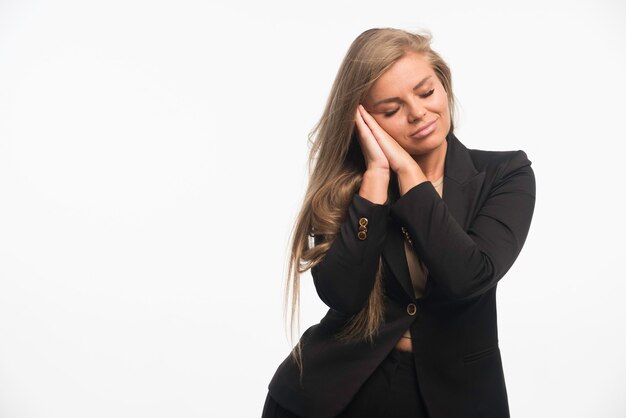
[358,217,368,240]
[311,192,390,314]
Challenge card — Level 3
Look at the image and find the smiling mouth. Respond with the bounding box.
[409,119,437,138]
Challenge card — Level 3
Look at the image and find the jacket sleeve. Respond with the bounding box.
[390,150,536,301]
[311,193,391,315]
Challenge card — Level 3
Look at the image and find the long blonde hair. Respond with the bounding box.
[284,27,457,371]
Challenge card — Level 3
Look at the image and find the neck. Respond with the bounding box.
[412,138,447,182]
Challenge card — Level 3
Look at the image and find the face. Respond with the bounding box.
[363,51,451,158]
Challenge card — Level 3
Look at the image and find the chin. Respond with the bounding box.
[413,134,444,149]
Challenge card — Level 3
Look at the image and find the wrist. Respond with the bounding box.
[396,161,421,178]
[364,167,391,179]
[396,165,427,196]
[359,169,390,204]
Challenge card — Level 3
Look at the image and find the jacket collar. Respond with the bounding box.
[382,130,486,301]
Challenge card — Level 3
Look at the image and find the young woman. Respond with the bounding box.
[262,27,536,418]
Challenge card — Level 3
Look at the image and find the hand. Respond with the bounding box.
[354,105,389,172]
[356,104,420,176]
[357,105,427,195]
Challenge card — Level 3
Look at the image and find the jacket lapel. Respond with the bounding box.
[382,131,486,300]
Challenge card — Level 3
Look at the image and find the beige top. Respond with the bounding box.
[403,175,444,299]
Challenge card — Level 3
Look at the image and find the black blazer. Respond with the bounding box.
[267,131,536,418]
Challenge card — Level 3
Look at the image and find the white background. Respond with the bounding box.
[1,0,625,417]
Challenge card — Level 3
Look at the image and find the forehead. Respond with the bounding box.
[367,52,435,99]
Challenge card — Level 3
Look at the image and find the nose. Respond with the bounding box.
[407,97,427,123]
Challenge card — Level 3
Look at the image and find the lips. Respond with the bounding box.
[409,119,437,138]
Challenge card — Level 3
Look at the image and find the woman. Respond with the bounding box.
[262,27,536,418]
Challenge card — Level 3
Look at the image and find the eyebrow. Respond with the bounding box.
[372,75,433,107]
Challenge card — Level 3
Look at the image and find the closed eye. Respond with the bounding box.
[422,88,435,98]
[383,89,435,117]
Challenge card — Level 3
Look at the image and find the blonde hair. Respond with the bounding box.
[284,27,457,372]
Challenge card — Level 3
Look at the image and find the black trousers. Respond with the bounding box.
[262,348,429,418]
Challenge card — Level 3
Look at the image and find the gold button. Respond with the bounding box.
[407,303,417,316]
[359,217,368,227]
[359,225,367,232]
[358,230,367,240]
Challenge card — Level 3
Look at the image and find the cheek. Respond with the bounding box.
[376,118,401,136]
[436,91,450,115]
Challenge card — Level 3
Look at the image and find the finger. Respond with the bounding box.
[355,106,378,148]
[358,105,390,145]
[358,105,414,174]
[355,106,389,166]
[355,111,377,159]
[358,105,398,156]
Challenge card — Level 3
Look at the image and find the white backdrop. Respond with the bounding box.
[1,0,625,417]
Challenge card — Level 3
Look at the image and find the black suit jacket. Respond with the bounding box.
[267,131,536,418]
